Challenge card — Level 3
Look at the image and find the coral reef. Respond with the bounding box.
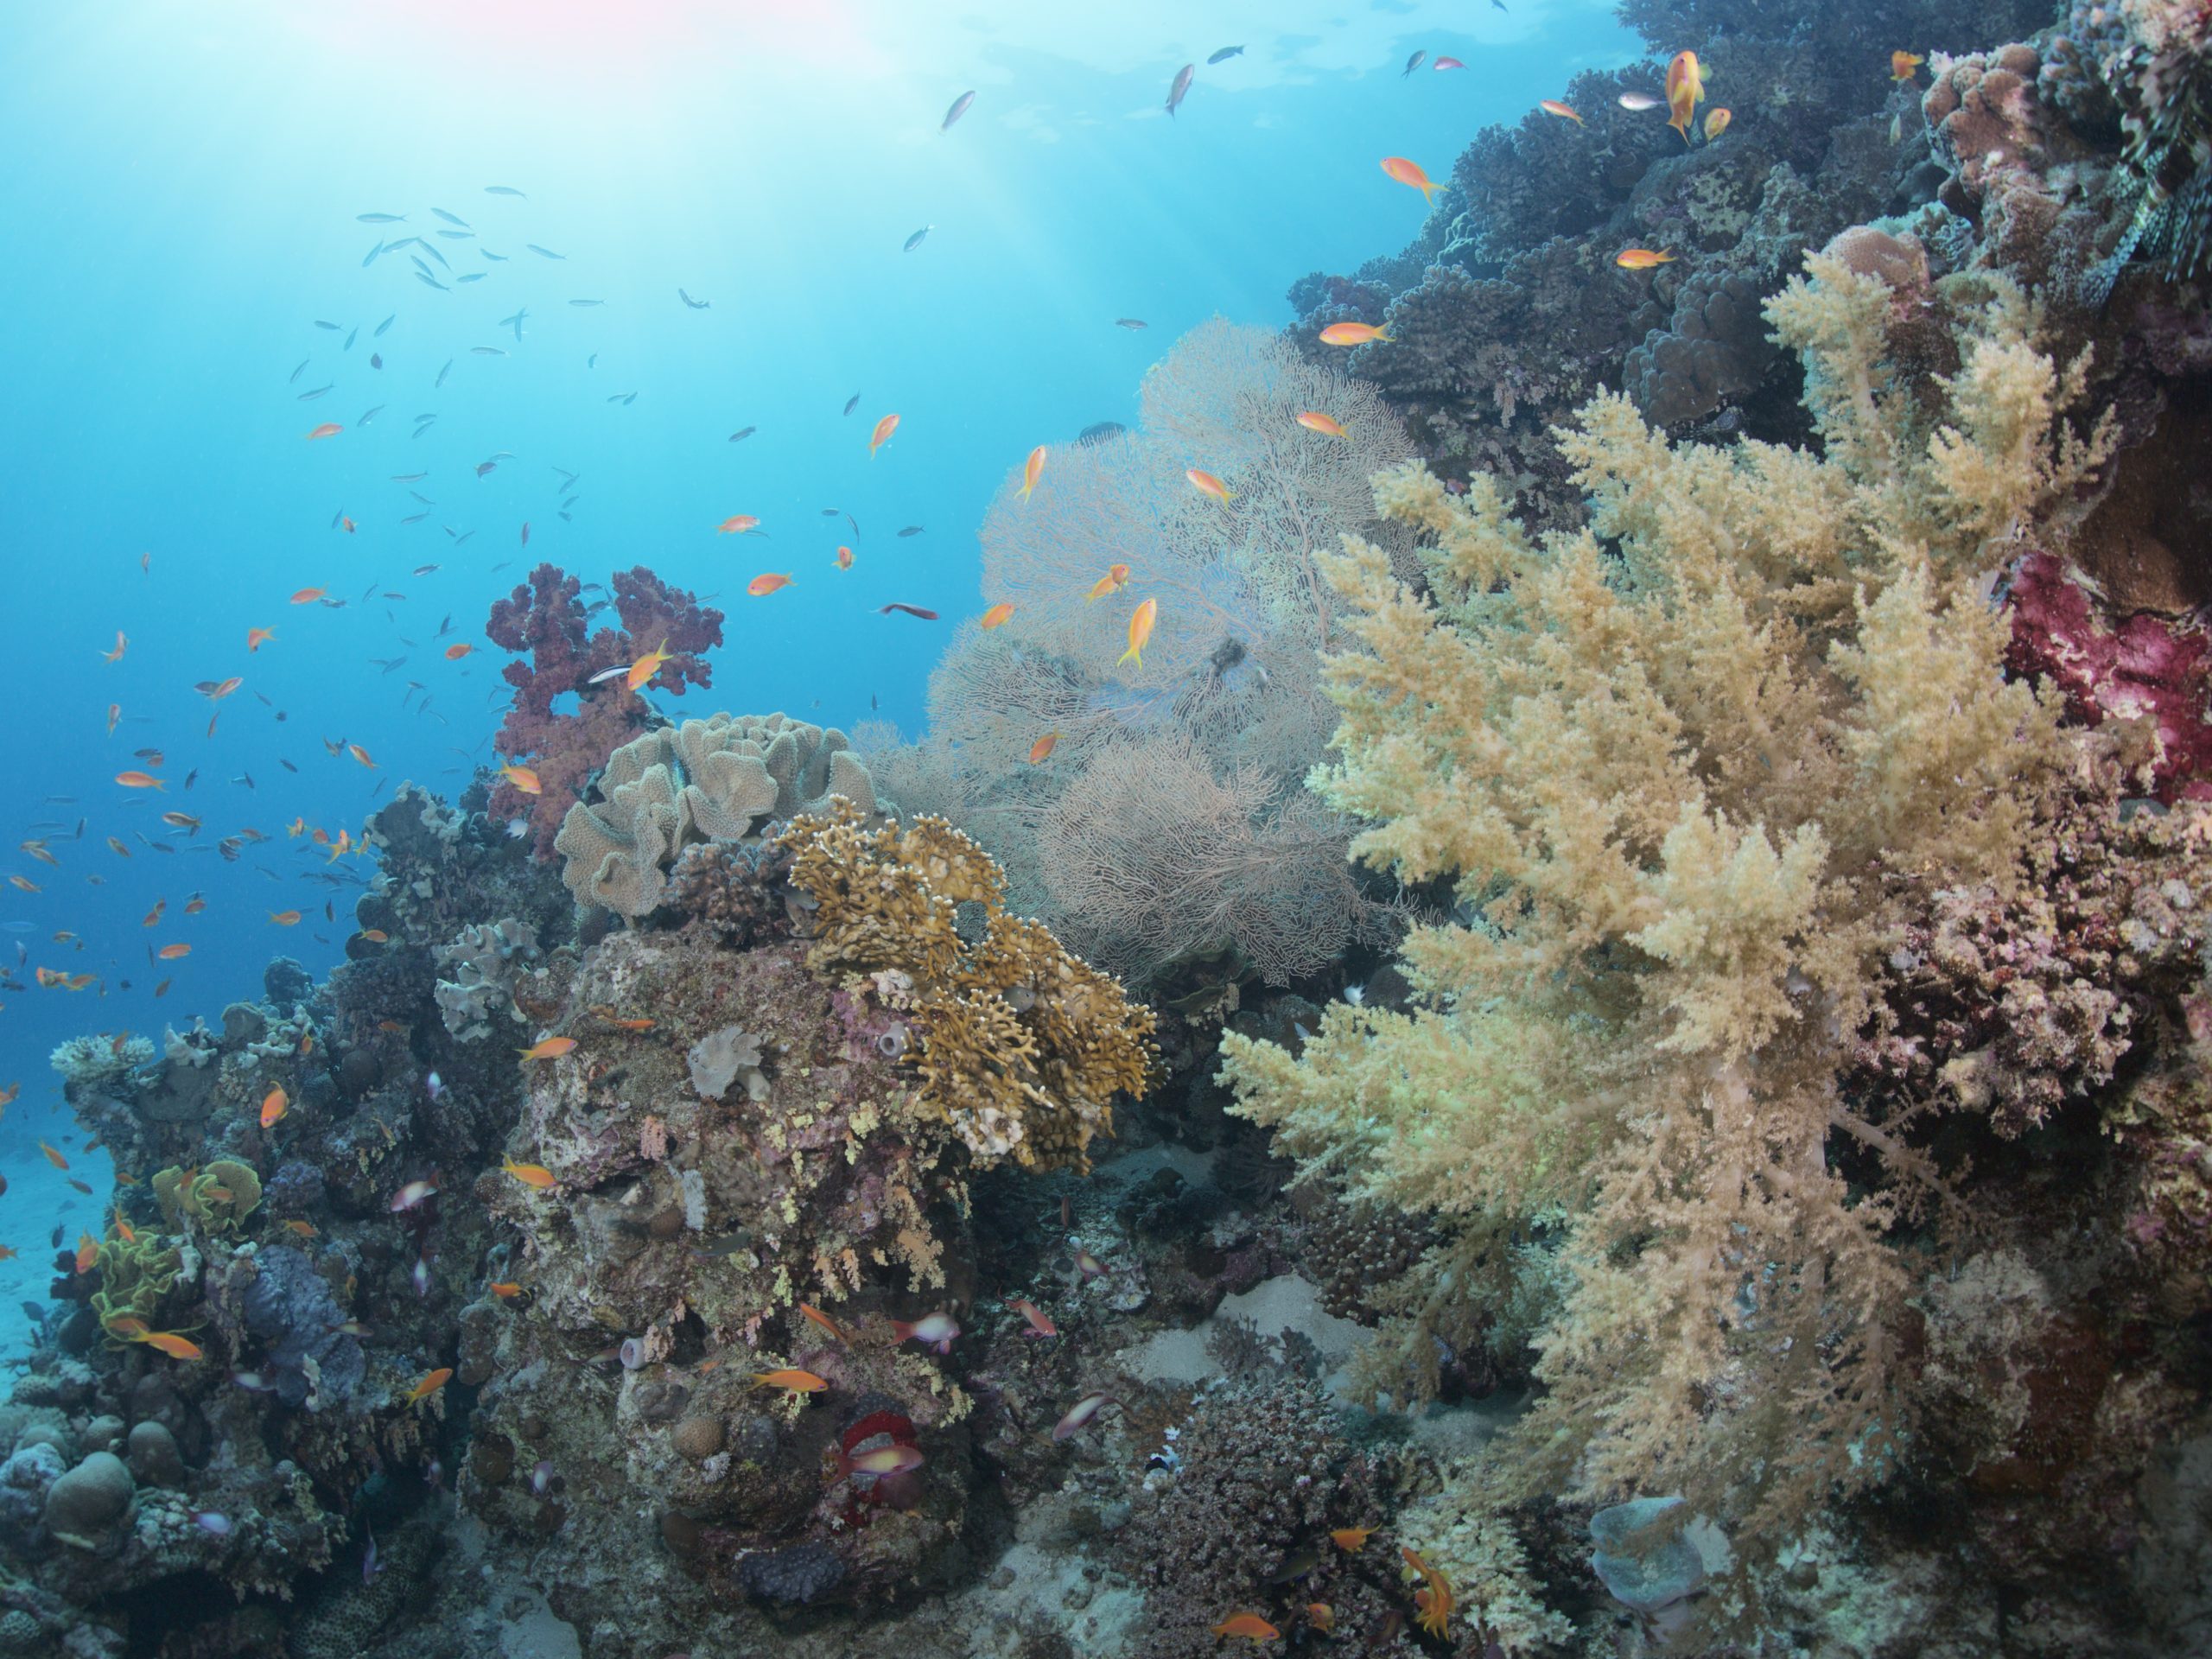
[485,562,725,855]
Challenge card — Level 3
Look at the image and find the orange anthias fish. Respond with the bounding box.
[99,631,127,663]
[1330,1526,1374,1552]
[115,771,165,791]
[747,573,792,597]
[1084,563,1132,602]
[502,1157,556,1189]
[144,898,167,925]
[1211,1614,1279,1641]
[1028,732,1059,766]
[1704,106,1731,140]
[157,944,191,960]
[283,1219,319,1238]
[1666,49,1705,143]
[6,877,37,894]
[498,762,543,794]
[304,422,342,441]
[358,930,389,944]
[1380,155,1440,202]
[1117,597,1159,669]
[200,677,243,702]
[1018,444,1046,499]
[979,601,1015,630]
[1617,248,1676,270]
[868,412,900,456]
[1185,468,1234,503]
[1402,1547,1454,1637]
[1294,410,1348,437]
[1006,1297,1057,1338]
[489,1281,522,1299]
[74,1234,99,1274]
[444,642,474,660]
[105,702,121,734]
[1892,50,1924,82]
[717,513,760,535]
[625,641,674,691]
[753,1369,830,1395]
[834,545,854,571]
[135,1332,204,1361]
[798,1303,851,1344]
[159,810,201,833]
[1318,321,1390,346]
[348,743,377,768]
[270,910,302,927]
[404,1367,454,1405]
[1539,98,1584,124]
[289,586,327,605]
[1306,1603,1335,1632]
[518,1036,577,1062]
[247,626,275,652]
[261,1086,288,1128]
[182,893,207,914]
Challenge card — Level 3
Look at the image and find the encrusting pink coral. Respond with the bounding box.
[485,563,724,854]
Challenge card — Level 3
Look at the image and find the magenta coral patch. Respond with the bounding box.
[2005,551,2212,800]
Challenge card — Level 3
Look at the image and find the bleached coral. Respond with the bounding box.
[49,1034,152,1086]
[1221,255,2105,1564]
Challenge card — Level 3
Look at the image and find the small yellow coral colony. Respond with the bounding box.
[779,799,1155,1173]
[1222,256,2114,1580]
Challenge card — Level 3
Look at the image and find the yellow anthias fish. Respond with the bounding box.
[1117,598,1158,669]
[979,601,1015,630]
[1379,156,1440,202]
[1018,445,1046,500]
[1084,563,1132,601]
[626,640,674,691]
[502,1157,556,1190]
[1666,49,1704,143]
[1703,106,1731,140]
[499,763,543,795]
[834,545,854,571]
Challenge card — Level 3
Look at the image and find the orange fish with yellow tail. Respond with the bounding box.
[1117,598,1158,670]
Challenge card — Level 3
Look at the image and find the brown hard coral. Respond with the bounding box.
[778,801,1157,1173]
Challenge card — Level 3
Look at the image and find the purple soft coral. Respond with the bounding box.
[484,562,725,854]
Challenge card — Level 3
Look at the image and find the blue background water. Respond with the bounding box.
[0,0,1629,1320]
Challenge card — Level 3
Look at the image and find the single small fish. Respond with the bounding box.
[404,1367,454,1405]
[1402,49,1425,76]
[753,1368,830,1395]
[834,545,854,571]
[357,212,405,223]
[1114,317,1147,329]
[1704,106,1731,140]
[868,411,900,456]
[941,89,976,130]
[1330,1526,1375,1552]
[526,243,564,259]
[1381,156,1440,203]
[1616,247,1676,270]
[134,1331,204,1362]
[798,1303,850,1343]
[890,1312,960,1353]
[728,426,755,442]
[489,1281,522,1299]
[980,601,1015,629]
[1007,1297,1057,1337]
[1075,1246,1106,1279]
[1618,91,1662,111]
[1052,1390,1116,1440]
[1017,444,1046,500]
[304,423,342,441]
[518,1036,577,1062]
[1295,410,1347,437]
[568,298,604,308]
[878,602,938,620]
[1318,321,1390,346]
[842,393,861,416]
[261,1086,288,1127]
[1207,46,1243,65]
[1892,50,1924,82]
[431,207,470,227]
[485,184,527,196]
[897,524,924,537]
[1118,597,1159,668]
[903,225,931,252]
[747,572,792,597]
[1540,98,1584,124]
[835,1441,925,1479]
[390,1179,438,1211]
[1166,62,1194,118]
[503,1157,556,1189]
[269,909,302,925]
[375,314,396,335]
[1185,468,1234,502]
[678,288,709,308]
[1433,55,1465,71]
[1665,49,1703,143]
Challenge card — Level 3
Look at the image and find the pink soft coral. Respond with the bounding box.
[484,562,724,854]
[2005,551,2212,801]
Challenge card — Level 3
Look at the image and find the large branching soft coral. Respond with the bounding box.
[1221,256,2108,1579]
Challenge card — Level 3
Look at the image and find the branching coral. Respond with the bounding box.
[779,801,1156,1172]
[1221,256,2107,1563]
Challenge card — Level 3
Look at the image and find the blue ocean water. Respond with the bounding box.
[0,1,1631,1332]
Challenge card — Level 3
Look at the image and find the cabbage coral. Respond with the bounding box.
[1221,257,2113,1571]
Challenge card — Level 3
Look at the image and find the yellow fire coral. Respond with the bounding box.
[779,801,1155,1172]
[1222,257,2111,1565]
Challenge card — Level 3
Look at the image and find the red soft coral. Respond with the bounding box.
[484,562,725,855]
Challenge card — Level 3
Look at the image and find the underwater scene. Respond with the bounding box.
[5,0,2212,1653]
